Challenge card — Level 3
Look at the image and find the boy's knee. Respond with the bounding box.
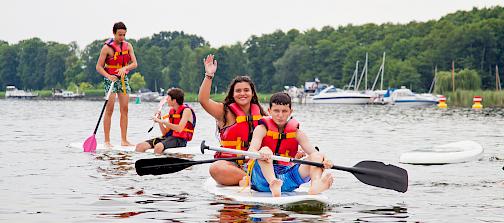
[209,161,227,176]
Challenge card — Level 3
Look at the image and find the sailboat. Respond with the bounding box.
[368,52,389,105]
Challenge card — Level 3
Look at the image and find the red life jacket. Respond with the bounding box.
[161,104,196,141]
[260,117,299,166]
[216,103,262,159]
[104,38,131,75]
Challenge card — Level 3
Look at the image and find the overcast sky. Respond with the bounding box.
[1,0,502,49]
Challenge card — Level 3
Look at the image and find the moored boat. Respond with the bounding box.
[5,86,38,99]
[384,86,438,106]
[52,89,85,98]
[312,86,371,104]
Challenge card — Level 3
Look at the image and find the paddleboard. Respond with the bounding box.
[68,142,199,155]
[203,178,329,206]
[399,140,484,165]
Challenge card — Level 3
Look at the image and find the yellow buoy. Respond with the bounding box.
[472,96,482,109]
[438,95,447,109]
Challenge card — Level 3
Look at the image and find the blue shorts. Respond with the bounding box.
[250,163,310,192]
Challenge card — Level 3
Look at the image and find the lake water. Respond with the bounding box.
[0,99,503,222]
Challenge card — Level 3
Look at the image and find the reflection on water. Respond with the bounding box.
[211,203,303,223]
[209,202,410,223]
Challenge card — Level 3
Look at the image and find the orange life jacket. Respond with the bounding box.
[161,104,196,141]
[104,38,131,76]
[260,117,299,166]
[215,103,262,159]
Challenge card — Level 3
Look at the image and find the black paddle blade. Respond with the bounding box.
[350,161,408,193]
[135,157,195,176]
[147,126,154,133]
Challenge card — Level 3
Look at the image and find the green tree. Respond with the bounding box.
[386,59,421,90]
[137,46,163,90]
[0,44,19,89]
[245,29,299,92]
[179,46,199,92]
[79,82,94,90]
[81,39,106,85]
[129,72,146,91]
[273,44,310,89]
[212,44,249,93]
[17,38,47,89]
[45,42,71,88]
[434,69,481,94]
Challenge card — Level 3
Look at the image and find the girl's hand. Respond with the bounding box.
[203,54,217,77]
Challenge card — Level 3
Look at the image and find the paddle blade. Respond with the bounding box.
[147,125,154,133]
[351,161,408,193]
[135,157,195,176]
[83,134,97,152]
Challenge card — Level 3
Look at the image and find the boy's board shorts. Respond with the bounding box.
[104,75,131,94]
[250,163,310,192]
[145,135,187,151]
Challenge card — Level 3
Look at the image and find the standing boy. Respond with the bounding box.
[96,22,138,147]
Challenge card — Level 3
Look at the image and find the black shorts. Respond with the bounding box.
[145,136,187,151]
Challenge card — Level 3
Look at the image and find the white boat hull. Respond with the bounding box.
[312,97,371,104]
[392,100,438,106]
[399,140,483,165]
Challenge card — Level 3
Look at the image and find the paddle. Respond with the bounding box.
[82,81,115,152]
[147,96,167,133]
[200,141,408,193]
[135,156,246,176]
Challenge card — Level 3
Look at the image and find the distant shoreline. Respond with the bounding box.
[0,91,273,103]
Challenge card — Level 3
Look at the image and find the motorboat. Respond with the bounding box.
[5,86,38,98]
[52,89,84,98]
[311,85,371,104]
[138,88,160,101]
[384,86,438,106]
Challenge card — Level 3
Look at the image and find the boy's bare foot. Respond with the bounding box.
[104,142,113,149]
[121,141,134,146]
[270,179,283,197]
[308,174,333,195]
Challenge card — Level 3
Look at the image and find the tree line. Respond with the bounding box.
[1,6,503,93]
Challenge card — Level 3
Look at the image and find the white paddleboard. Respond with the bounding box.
[68,142,199,155]
[399,140,484,165]
[203,178,329,206]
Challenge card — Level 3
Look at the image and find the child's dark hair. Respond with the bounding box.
[113,22,127,34]
[167,88,184,105]
[269,92,292,108]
